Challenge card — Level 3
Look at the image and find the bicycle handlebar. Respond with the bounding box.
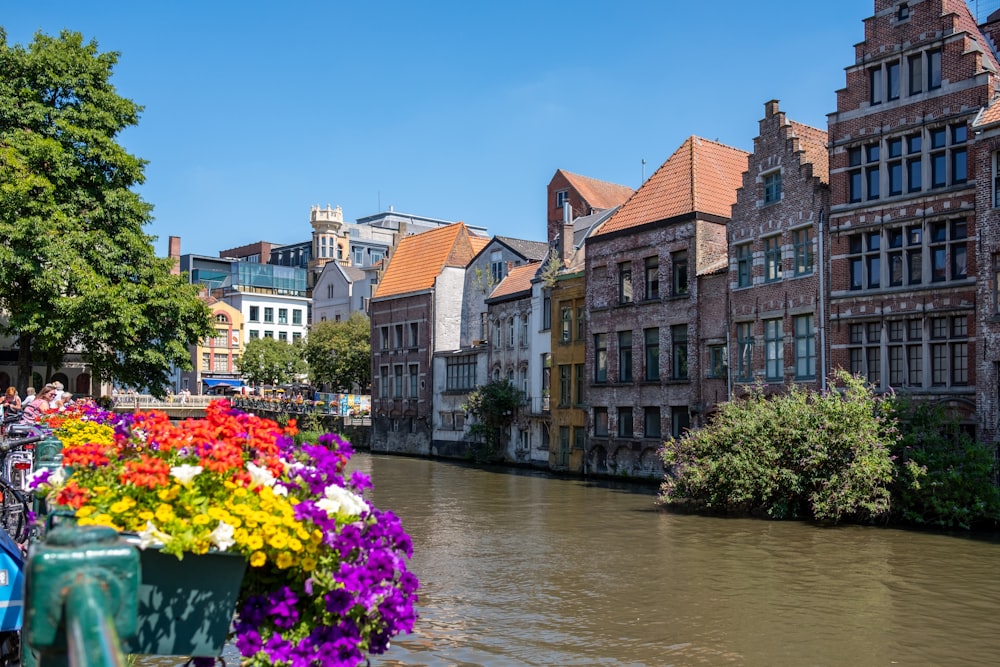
[1,424,45,452]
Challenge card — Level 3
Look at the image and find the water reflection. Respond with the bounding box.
[135,454,1000,667]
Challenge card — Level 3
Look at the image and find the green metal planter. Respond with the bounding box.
[124,543,247,658]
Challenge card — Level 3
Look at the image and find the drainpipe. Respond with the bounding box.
[818,208,827,392]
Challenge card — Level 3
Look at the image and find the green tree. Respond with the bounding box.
[0,29,212,396]
[660,372,899,523]
[237,337,306,388]
[303,313,371,392]
[464,379,523,463]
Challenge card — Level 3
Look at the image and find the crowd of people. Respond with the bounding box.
[1,382,97,425]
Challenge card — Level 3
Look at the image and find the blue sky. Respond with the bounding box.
[8,1,991,257]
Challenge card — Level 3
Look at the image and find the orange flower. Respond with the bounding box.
[120,454,171,489]
[62,442,111,468]
[55,480,92,510]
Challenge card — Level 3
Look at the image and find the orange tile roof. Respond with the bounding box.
[595,136,748,236]
[488,261,541,300]
[559,170,635,210]
[788,120,829,185]
[374,222,482,299]
[974,95,1000,129]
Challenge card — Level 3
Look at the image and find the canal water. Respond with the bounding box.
[352,453,1000,667]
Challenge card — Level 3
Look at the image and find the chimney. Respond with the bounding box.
[561,202,574,262]
[168,236,181,275]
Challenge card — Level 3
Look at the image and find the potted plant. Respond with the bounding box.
[31,401,419,666]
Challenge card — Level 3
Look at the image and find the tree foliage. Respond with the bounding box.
[0,29,212,396]
[237,337,306,388]
[303,313,371,392]
[464,379,523,462]
[659,372,898,523]
[890,401,1000,530]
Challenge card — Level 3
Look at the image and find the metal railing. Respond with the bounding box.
[112,394,215,409]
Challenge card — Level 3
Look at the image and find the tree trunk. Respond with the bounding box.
[16,331,33,395]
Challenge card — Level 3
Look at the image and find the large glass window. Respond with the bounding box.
[559,365,572,406]
[764,318,783,381]
[764,236,782,282]
[736,243,752,287]
[445,355,476,391]
[617,407,633,438]
[618,331,633,383]
[763,170,782,205]
[793,227,813,276]
[644,328,660,381]
[644,406,661,439]
[794,315,815,380]
[671,324,688,380]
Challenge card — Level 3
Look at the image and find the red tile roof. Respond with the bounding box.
[595,136,749,236]
[559,170,635,210]
[488,262,541,300]
[374,223,483,299]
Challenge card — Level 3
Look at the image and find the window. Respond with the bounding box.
[278,308,288,325]
[263,331,274,339]
[928,48,941,90]
[278,332,288,342]
[794,315,816,380]
[951,124,967,184]
[887,60,900,101]
[393,365,404,398]
[671,324,688,380]
[576,306,585,340]
[764,318,783,381]
[508,316,515,347]
[293,309,302,326]
[201,352,210,371]
[211,353,227,373]
[866,143,880,200]
[379,366,389,398]
[763,170,782,205]
[594,333,608,382]
[618,330,633,383]
[644,407,662,439]
[573,427,584,451]
[764,236,782,282]
[393,324,403,348]
[849,231,884,290]
[708,345,727,379]
[560,306,572,343]
[870,66,883,105]
[737,322,754,382]
[645,328,660,381]
[793,227,813,275]
[849,322,882,386]
[736,243,752,287]
[993,152,1000,208]
[671,406,690,438]
[907,134,922,192]
[618,262,633,304]
[930,220,967,282]
[409,322,419,348]
[354,247,364,265]
[248,330,259,340]
[264,307,274,323]
[671,251,689,296]
[556,189,570,209]
[887,137,903,196]
[493,319,502,347]
[618,407,633,438]
[409,364,419,398]
[908,52,922,95]
[849,146,864,202]
[558,427,570,467]
[519,367,528,396]
[542,291,551,330]
[490,251,504,283]
[249,306,259,322]
[520,315,528,347]
[445,355,476,391]
[574,363,584,405]
[292,332,301,343]
[593,408,609,437]
[380,326,389,351]
[644,256,659,300]
[898,3,909,20]
[559,365,572,407]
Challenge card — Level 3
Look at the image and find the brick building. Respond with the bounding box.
[826,0,999,427]
[584,137,748,477]
[728,100,830,393]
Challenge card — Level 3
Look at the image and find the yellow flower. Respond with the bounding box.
[76,506,96,519]
[155,503,174,523]
[269,532,288,550]
[109,499,134,514]
[300,556,317,572]
[247,534,264,551]
[249,551,266,567]
[192,514,211,526]
[138,511,154,521]
[287,537,303,553]
[275,552,294,569]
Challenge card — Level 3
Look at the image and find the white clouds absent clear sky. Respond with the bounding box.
[7,1,980,256]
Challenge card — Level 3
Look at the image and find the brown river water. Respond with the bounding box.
[139,452,1000,667]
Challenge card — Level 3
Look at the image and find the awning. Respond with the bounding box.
[202,378,246,388]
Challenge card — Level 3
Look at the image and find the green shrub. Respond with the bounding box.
[659,371,897,523]
[890,401,1000,530]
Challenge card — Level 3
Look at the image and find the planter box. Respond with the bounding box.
[124,545,247,658]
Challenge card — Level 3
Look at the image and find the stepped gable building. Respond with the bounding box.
[370,222,489,454]
[827,0,1000,427]
[729,100,830,393]
[584,136,748,477]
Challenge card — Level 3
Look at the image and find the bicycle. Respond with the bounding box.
[0,424,44,548]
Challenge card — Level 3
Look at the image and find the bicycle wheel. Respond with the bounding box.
[0,483,27,545]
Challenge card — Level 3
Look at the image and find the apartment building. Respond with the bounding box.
[826,0,997,428]
[728,100,830,393]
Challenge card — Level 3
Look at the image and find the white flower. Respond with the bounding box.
[137,521,169,550]
[30,467,65,489]
[246,461,275,488]
[169,464,203,486]
[209,521,236,552]
[317,484,368,518]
